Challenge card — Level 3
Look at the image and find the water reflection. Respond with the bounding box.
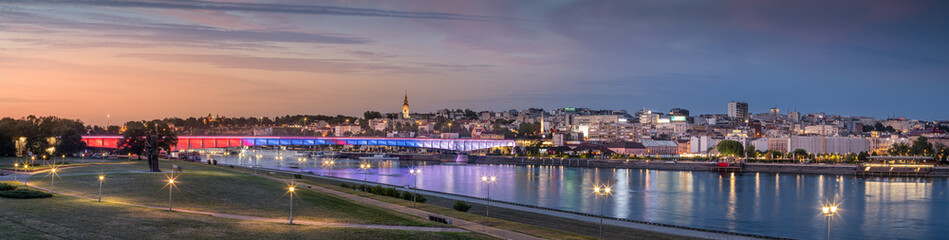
[202,153,947,239]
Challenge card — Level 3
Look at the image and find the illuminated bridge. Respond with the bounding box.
[81,136,515,152]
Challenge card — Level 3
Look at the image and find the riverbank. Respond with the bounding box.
[461,155,949,177]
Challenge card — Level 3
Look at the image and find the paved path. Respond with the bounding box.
[267,168,763,240]
[18,170,466,233]
[269,176,544,240]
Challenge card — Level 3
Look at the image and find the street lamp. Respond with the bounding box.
[46,166,60,194]
[360,162,372,182]
[592,184,613,240]
[164,175,179,211]
[13,163,18,182]
[321,159,335,176]
[481,175,497,225]
[98,175,105,202]
[409,168,421,207]
[822,203,839,240]
[288,184,297,224]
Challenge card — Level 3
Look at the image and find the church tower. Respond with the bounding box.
[402,91,410,119]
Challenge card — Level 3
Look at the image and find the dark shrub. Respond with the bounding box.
[0,189,53,199]
[413,193,427,203]
[400,191,414,201]
[340,183,349,188]
[384,187,400,197]
[371,185,383,194]
[0,182,17,191]
[293,174,302,179]
[453,201,472,212]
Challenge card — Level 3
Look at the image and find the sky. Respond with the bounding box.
[1,0,947,126]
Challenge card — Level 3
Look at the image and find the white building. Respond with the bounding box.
[689,136,719,153]
[804,124,839,136]
[728,101,749,123]
[787,136,869,154]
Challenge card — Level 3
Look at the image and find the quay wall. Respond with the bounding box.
[345,152,948,177]
[467,155,948,177]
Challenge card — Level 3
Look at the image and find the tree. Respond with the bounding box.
[884,126,896,133]
[910,137,933,156]
[791,149,808,160]
[857,151,870,161]
[119,122,147,159]
[516,122,541,139]
[464,109,477,119]
[56,128,86,156]
[363,111,382,120]
[873,122,885,132]
[0,133,16,157]
[744,145,757,158]
[889,143,910,156]
[119,121,177,172]
[716,140,744,157]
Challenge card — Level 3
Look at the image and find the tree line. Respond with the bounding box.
[0,116,87,157]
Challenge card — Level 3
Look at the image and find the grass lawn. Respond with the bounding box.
[286,174,699,240]
[0,195,491,240]
[26,160,437,227]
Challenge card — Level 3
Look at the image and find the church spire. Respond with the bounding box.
[402,90,410,119]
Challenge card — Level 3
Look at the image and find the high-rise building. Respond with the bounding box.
[770,107,780,115]
[727,101,749,123]
[669,108,690,117]
[789,111,801,123]
[402,91,410,119]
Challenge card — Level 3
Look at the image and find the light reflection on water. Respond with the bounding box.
[205,152,947,239]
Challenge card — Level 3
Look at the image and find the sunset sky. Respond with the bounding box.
[2,0,947,126]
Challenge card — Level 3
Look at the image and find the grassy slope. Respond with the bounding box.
[0,196,491,240]
[26,160,431,226]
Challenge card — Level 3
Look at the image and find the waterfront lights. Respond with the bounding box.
[409,168,422,207]
[359,162,372,182]
[481,175,497,225]
[98,175,105,202]
[287,184,297,224]
[592,183,614,240]
[321,159,335,176]
[821,202,839,240]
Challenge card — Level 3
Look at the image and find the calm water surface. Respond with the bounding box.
[212,152,948,239]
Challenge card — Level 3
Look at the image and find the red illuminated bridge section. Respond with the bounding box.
[81,136,515,152]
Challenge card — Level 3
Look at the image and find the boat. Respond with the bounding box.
[359,154,400,161]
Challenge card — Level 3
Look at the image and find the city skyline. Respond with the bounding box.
[2,0,948,125]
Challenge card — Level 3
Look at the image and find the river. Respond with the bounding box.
[209,151,948,239]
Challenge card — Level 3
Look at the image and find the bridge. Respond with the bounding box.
[81,136,515,152]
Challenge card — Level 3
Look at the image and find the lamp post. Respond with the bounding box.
[409,168,421,207]
[48,167,58,194]
[322,159,335,176]
[360,162,372,182]
[13,163,18,182]
[98,175,105,202]
[288,185,296,224]
[822,203,838,240]
[481,175,497,225]
[165,176,178,211]
[592,184,613,240]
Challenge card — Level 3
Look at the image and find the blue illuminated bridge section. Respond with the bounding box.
[82,136,515,152]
